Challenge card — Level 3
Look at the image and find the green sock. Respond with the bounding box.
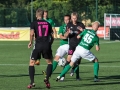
[94,62,99,78]
[52,60,58,72]
[60,64,71,77]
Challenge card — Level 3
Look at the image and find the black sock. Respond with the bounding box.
[76,66,79,79]
[72,61,78,71]
[29,66,35,84]
[46,64,53,80]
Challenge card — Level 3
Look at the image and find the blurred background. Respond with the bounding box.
[0,0,120,27]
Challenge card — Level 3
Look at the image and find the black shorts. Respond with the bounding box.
[68,44,77,55]
[30,43,52,60]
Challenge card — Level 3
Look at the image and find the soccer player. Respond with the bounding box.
[35,10,56,65]
[52,15,71,81]
[27,8,53,89]
[56,21,100,82]
[43,10,57,39]
[64,12,85,80]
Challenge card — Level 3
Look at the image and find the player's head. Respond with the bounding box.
[92,21,100,31]
[36,8,44,19]
[43,10,48,19]
[64,15,71,24]
[71,12,78,23]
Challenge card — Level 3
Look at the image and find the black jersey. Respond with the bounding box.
[30,19,52,43]
[67,22,85,46]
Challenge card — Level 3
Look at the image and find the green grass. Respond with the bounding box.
[0,40,120,90]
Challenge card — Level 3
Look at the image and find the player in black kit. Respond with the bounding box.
[64,12,85,80]
[27,8,53,89]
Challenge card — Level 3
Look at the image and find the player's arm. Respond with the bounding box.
[78,22,86,32]
[28,22,34,48]
[58,26,67,39]
[64,29,70,38]
[64,24,71,38]
[28,29,34,48]
[77,30,86,39]
[95,37,100,51]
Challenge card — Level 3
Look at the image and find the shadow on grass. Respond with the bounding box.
[100,75,120,79]
[0,74,43,78]
[81,60,120,64]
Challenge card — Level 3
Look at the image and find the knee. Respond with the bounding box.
[46,59,52,64]
[92,58,98,63]
[29,60,35,66]
[54,55,60,62]
[67,56,72,62]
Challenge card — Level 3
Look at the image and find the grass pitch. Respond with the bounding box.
[0,39,120,90]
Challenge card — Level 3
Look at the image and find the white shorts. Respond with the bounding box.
[71,46,96,63]
[55,44,69,58]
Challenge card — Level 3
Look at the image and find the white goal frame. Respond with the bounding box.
[104,13,120,40]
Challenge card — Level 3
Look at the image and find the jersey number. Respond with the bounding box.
[38,25,48,36]
[83,33,94,43]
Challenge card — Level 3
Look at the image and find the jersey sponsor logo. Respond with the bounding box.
[37,22,48,25]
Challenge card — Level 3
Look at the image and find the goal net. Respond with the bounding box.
[104,13,120,40]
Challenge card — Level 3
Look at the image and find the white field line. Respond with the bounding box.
[0,41,119,46]
[0,64,119,68]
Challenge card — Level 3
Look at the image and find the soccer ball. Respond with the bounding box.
[58,58,66,67]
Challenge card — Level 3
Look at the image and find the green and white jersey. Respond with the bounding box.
[79,29,99,50]
[58,24,68,46]
[44,18,55,27]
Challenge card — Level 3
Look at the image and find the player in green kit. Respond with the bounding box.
[52,15,70,81]
[56,21,100,82]
[43,10,57,39]
[42,15,70,81]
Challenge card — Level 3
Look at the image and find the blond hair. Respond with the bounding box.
[36,8,44,17]
[92,21,100,26]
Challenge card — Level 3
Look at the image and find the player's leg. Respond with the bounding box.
[43,46,53,89]
[64,46,74,67]
[93,58,99,82]
[53,45,69,81]
[35,57,40,65]
[42,46,53,76]
[27,49,39,89]
[80,46,99,82]
[52,45,68,72]
[56,46,81,81]
[70,59,81,80]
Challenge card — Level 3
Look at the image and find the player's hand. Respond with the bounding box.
[28,42,32,48]
[77,26,83,31]
[77,35,80,39]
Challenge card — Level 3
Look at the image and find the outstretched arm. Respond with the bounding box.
[96,45,100,51]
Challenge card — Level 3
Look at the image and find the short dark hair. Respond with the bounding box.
[44,10,48,13]
[64,14,71,19]
[36,8,44,17]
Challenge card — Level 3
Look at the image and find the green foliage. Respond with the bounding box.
[0,0,120,27]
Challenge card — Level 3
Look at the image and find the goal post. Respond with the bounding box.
[104,13,120,40]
